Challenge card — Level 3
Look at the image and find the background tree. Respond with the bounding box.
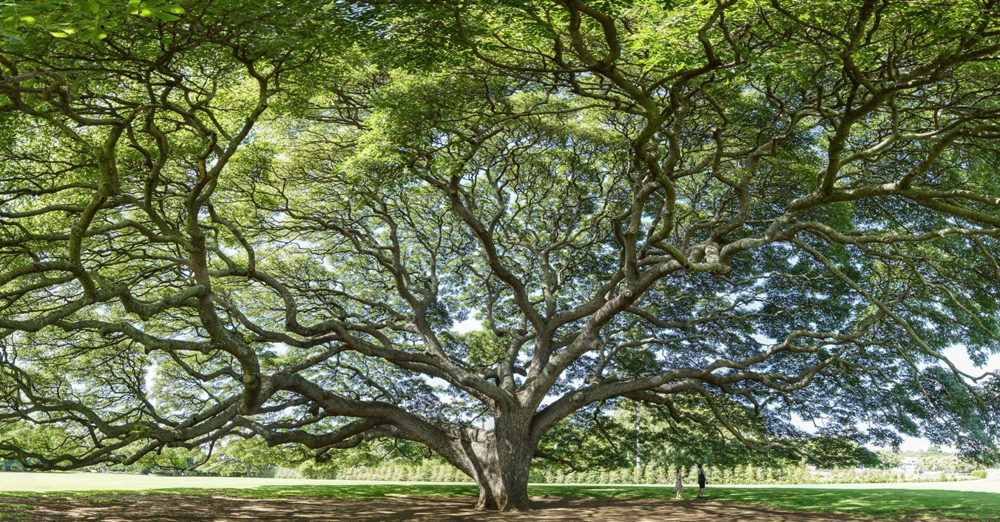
[1,0,1000,512]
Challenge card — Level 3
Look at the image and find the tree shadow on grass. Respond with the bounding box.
[533,485,1000,520]
[3,483,997,520]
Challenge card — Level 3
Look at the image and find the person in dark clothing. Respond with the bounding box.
[696,463,707,498]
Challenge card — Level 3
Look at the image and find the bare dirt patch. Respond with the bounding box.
[0,494,888,521]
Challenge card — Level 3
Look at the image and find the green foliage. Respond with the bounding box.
[1,0,184,41]
[298,461,471,483]
[526,463,973,486]
[537,397,811,472]
[801,438,880,469]
[200,439,304,478]
[1,0,1000,505]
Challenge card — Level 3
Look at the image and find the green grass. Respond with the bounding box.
[0,502,36,521]
[1,473,998,520]
[87,497,122,505]
[0,505,34,511]
[533,485,1000,520]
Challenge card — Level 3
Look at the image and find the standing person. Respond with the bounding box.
[697,463,707,498]
[674,466,685,499]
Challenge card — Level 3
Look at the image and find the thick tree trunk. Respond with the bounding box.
[464,412,535,511]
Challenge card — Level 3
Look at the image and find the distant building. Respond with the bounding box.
[902,458,918,474]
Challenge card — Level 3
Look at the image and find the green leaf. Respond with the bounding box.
[79,26,107,41]
[151,11,181,22]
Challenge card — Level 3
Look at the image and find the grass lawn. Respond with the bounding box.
[535,484,1000,520]
[0,473,997,520]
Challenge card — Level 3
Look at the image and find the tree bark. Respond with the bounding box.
[463,412,535,511]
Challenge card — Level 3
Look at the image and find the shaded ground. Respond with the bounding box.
[1,480,997,520]
[2,474,998,519]
[0,495,869,521]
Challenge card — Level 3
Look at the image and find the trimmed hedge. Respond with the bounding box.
[294,461,973,485]
[298,461,472,482]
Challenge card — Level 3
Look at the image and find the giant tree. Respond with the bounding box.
[2,0,1000,511]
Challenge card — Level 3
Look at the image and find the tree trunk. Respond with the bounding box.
[465,412,535,511]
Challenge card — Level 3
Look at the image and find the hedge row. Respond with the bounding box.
[292,462,973,485]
